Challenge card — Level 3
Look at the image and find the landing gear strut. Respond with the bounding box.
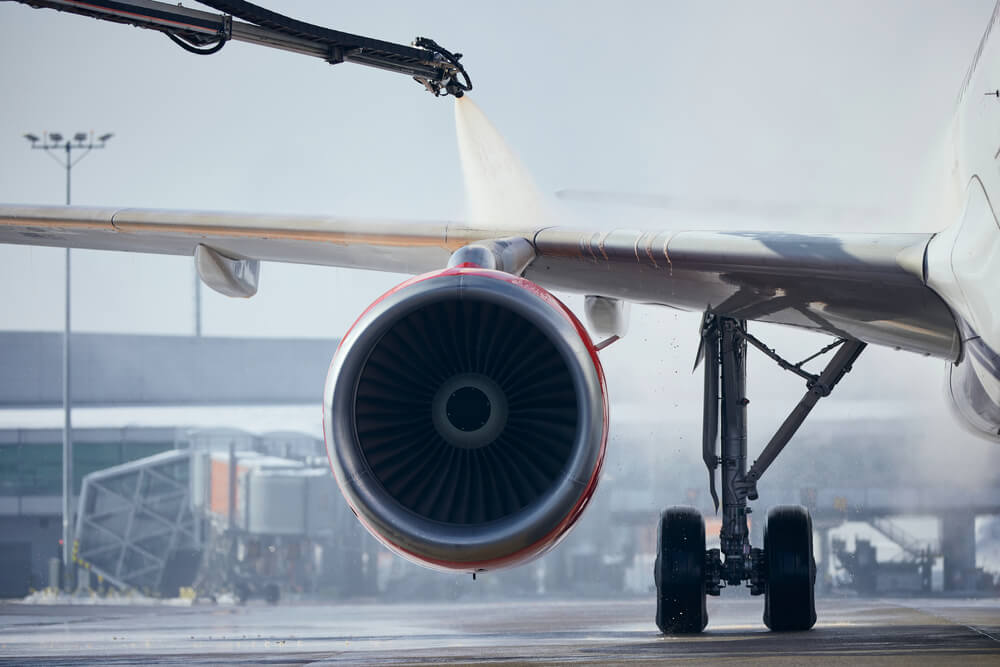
[654,314,865,633]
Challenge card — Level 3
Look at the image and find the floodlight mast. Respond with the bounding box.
[25,131,112,205]
[23,130,113,589]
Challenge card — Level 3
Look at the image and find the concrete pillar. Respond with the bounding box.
[816,525,831,594]
[941,511,976,592]
[48,557,61,592]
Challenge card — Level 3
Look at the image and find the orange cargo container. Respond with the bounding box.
[209,458,249,519]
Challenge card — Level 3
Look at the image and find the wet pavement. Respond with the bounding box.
[1,595,999,665]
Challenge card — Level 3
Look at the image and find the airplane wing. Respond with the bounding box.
[0,203,959,361]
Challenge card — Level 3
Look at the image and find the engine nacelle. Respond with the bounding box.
[324,267,608,572]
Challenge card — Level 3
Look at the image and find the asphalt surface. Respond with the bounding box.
[1,595,999,665]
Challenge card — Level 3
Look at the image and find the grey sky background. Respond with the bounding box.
[0,2,997,469]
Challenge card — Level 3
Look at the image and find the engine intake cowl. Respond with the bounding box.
[324,267,608,572]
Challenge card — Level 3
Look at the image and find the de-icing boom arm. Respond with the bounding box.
[7,0,472,97]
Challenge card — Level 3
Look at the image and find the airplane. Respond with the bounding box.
[0,0,997,634]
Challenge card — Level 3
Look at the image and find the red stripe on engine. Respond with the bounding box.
[324,266,609,572]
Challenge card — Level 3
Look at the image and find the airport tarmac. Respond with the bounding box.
[1,596,999,665]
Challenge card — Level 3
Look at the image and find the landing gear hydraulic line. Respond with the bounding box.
[656,313,865,633]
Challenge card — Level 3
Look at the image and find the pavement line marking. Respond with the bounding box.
[959,622,1000,643]
[895,602,1000,644]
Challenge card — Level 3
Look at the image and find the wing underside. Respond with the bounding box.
[0,204,959,360]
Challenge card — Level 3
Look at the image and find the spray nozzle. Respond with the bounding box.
[412,36,472,98]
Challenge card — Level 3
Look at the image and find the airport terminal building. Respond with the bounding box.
[2,331,1000,599]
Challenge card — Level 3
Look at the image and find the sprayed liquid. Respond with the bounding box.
[454,97,556,229]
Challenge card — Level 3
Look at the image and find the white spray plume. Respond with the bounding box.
[454,97,556,229]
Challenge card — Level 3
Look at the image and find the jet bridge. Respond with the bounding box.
[72,437,351,598]
[73,449,200,595]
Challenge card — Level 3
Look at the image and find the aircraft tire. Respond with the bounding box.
[654,506,708,634]
[763,505,816,631]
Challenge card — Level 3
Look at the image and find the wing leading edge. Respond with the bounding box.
[0,203,959,360]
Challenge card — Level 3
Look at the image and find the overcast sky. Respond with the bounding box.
[0,2,997,459]
[0,1,992,330]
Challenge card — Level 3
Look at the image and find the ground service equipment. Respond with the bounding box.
[8,0,472,98]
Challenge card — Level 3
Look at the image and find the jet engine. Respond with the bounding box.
[324,266,608,572]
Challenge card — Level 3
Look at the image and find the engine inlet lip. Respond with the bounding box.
[431,372,508,449]
[325,270,606,567]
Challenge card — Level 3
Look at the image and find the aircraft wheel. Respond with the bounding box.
[763,505,816,631]
[654,506,708,633]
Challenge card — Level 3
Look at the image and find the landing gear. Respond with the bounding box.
[655,507,708,633]
[653,314,865,633]
[763,506,817,631]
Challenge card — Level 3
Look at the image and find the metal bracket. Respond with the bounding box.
[748,547,766,595]
[705,548,723,595]
[737,338,867,501]
[594,335,620,351]
[740,331,849,386]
